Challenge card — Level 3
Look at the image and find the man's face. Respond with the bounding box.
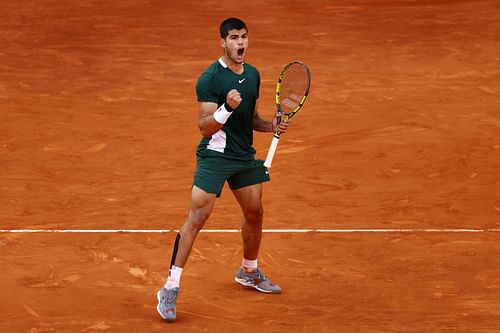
[221,28,248,64]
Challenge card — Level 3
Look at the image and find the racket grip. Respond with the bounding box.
[264,136,280,168]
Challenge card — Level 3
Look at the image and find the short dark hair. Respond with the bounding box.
[219,17,247,38]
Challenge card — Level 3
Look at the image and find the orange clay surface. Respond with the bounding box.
[1,1,500,332]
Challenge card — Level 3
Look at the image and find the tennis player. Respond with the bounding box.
[156,17,289,322]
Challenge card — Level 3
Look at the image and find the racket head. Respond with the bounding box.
[276,61,311,118]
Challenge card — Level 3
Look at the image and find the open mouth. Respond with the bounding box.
[237,48,245,56]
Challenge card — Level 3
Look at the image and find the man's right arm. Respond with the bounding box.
[198,102,221,138]
[198,89,242,138]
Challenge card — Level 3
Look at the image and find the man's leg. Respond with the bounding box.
[232,183,264,261]
[157,185,217,321]
[232,183,281,294]
[175,185,217,267]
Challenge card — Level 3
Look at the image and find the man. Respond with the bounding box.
[157,17,288,322]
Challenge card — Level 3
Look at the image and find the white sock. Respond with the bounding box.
[242,258,258,272]
[165,265,183,289]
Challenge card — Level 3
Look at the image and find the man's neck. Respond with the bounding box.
[221,55,244,74]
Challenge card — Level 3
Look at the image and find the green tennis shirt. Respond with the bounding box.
[196,58,260,160]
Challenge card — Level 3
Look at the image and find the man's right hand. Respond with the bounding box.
[226,89,242,110]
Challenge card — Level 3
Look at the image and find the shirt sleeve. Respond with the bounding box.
[196,73,220,103]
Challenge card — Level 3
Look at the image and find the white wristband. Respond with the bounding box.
[213,104,233,124]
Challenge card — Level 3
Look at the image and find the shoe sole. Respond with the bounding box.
[156,290,176,322]
[234,277,276,294]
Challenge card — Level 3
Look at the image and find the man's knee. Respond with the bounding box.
[185,209,210,233]
[244,204,264,222]
[186,186,216,233]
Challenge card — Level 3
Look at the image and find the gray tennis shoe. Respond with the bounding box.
[234,267,282,294]
[156,287,179,322]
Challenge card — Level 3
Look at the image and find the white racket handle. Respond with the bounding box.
[263,136,280,168]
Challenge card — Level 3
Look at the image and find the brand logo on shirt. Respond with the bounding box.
[238,78,246,84]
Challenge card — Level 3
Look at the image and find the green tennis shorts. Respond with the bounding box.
[193,156,270,197]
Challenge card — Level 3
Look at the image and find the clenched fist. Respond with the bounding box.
[226,89,242,110]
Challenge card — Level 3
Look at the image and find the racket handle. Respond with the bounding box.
[264,136,280,168]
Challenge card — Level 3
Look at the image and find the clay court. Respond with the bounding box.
[1,0,500,332]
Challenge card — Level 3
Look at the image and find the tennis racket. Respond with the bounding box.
[263,61,311,168]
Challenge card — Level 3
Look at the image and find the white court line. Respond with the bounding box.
[0,228,499,233]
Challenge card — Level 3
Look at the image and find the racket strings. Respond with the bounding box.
[279,65,309,113]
